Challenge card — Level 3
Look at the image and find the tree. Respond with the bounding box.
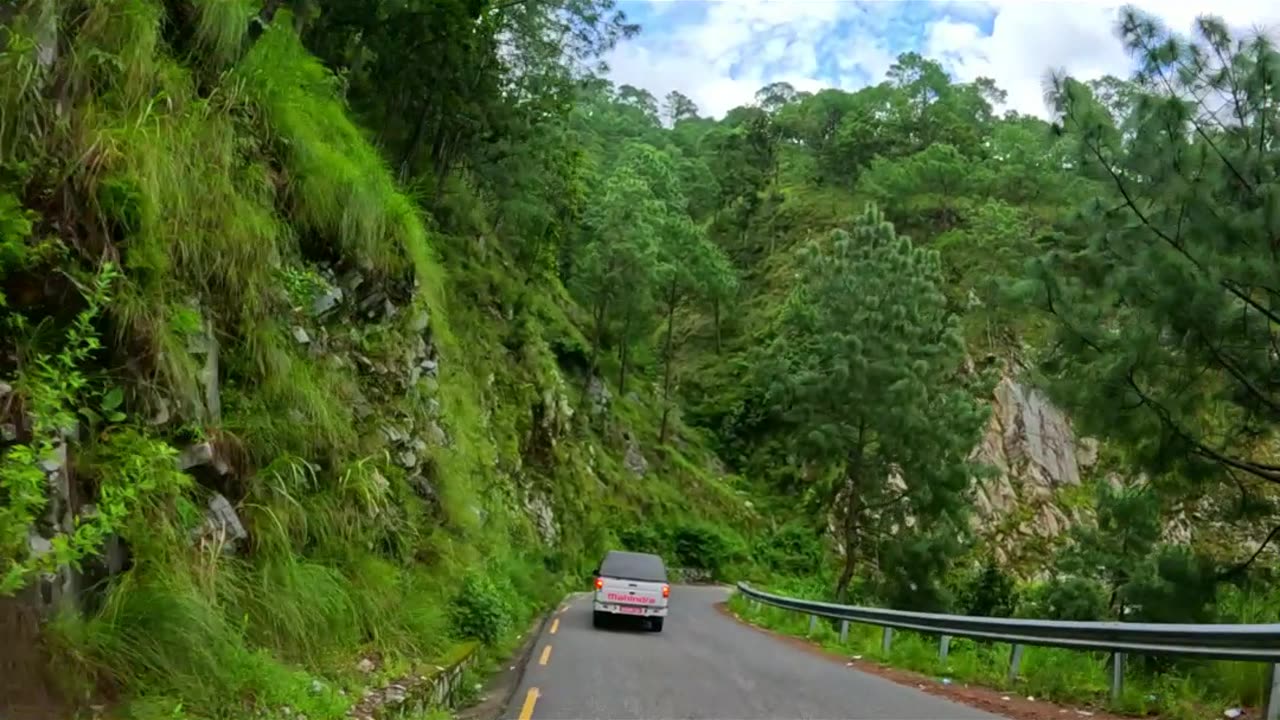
[655,220,735,443]
[663,90,699,126]
[1024,9,1280,520]
[755,81,799,114]
[574,164,661,388]
[764,204,988,601]
[302,0,635,200]
[618,84,660,122]
[858,143,980,233]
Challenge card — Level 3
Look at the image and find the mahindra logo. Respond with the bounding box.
[606,592,656,604]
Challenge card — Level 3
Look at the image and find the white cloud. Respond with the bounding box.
[606,0,1280,119]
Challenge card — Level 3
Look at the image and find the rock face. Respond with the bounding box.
[191,493,248,552]
[970,371,1096,566]
[623,432,648,477]
[525,494,558,545]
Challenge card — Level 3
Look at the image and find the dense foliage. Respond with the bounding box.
[2,1,1279,718]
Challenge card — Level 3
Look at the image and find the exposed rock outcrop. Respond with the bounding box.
[970,370,1097,566]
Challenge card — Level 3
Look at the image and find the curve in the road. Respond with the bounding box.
[506,584,1003,720]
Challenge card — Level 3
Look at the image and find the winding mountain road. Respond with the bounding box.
[505,584,1002,720]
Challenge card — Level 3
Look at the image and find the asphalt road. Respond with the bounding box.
[505,584,1003,720]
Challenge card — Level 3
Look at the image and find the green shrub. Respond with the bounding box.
[1017,576,1109,621]
[877,531,963,612]
[954,558,1019,617]
[1124,545,1218,624]
[752,522,824,577]
[617,524,669,556]
[671,522,747,578]
[450,572,514,645]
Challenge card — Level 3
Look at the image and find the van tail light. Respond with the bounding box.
[662,584,670,598]
[595,577,604,590]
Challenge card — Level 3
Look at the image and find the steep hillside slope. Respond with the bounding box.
[0,4,750,718]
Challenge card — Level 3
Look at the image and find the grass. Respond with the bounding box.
[727,590,1277,720]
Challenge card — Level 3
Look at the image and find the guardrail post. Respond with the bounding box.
[1007,644,1024,685]
[1110,652,1124,704]
[939,635,950,662]
[808,614,817,635]
[839,620,849,644]
[1265,662,1280,720]
[881,627,893,653]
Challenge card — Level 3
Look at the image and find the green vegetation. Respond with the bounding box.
[2,0,1279,718]
[761,203,990,605]
[728,588,1280,720]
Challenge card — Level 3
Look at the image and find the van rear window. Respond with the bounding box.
[600,551,667,582]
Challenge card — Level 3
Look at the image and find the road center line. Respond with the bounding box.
[517,687,540,720]
[539,644,552,666]
[550,617,560,635]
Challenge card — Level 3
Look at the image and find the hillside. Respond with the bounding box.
[3,2,1280,719]
[0,3,752,718]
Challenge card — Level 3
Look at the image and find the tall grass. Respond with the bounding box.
[50,568,352,719]
[234,17,424,281]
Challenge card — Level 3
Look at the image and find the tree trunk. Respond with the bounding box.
[400,106,432,182]
[431,133,455,205]
[588,298,608,379]
[834,472,861,603]
[580,298,609,418]
[835,534,857,603]
[834,424,867,602]
[617,306,632,394]
[659,281,679,443]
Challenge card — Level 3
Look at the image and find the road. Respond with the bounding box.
[505,584,1002,720]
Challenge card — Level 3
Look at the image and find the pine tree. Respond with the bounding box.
[1057,483,1162,617]
[1026,10,1280,505]
[1054,481,1221,623]
[765,203,989,603]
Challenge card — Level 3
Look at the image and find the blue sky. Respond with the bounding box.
[602,1,1280,119]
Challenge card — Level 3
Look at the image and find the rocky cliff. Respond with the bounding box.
[970,369,1098,568]
[968,366,1278,573]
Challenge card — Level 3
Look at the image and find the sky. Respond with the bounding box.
[603,1,1280,119]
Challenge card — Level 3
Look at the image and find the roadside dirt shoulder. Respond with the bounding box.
[714,601,1138,720]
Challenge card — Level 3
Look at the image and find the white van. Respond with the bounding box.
[591,550,670,632]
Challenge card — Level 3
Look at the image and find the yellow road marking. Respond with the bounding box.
[550,617,560,635]
[539,644,552,666]
[518,687,540,720]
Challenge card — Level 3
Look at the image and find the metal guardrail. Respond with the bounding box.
[736,582,1280,720]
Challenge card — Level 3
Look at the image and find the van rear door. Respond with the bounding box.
[596,576,667,615]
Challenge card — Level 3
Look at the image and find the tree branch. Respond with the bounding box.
[1085,138,1280,328]
[1125,369,1280,485]
[1216,522,1280,581]
[1137,38,1256,194]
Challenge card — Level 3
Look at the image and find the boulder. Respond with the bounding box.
[191,493,248,551]
[310,287,343,316]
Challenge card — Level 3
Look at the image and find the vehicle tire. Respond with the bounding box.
[592,611,605,628]
[650,618,664,633]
